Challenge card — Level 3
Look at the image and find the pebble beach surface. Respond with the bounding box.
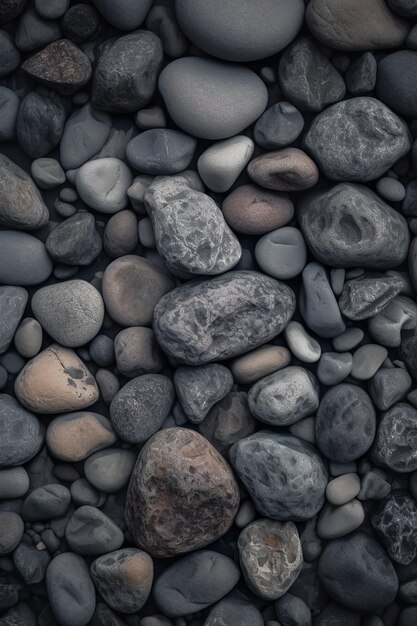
[1,1,417,625]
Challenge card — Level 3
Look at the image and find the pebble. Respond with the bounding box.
[346,52,377,94]
[204,593,263,626]
[13,542,50,584]
[91,0,152,31]
[0,467,29,499]
[0,512,24,554]
[126,129,196,175]
[0,31,20,77]
[0,87,19,142]
[388,0,417,16]
[15,8,62,52]
[235,500,257,529]
[317,500,365,540]
[372,403,417,472]
[230,345,291,385]
[59,103,112,170]
[248,148,319,192]
[238,519,302,600]
[254,102,304,149]
[369,367,412,410]
[369,296,417,346]
[358,470,391,501]
[76,158,132,214]
[300,263,345,338]
[34,0,69,19]
[125,428,239,557]
[66,505,124,555]
[376,176,406,203]
[0,394,44,468]
[0,604,37,626]
[16,90,66,159]
[275,594,312,626]
[61,3,100,43]
[31,157,65,190]
[351,344,388,380]
[158,57,268,140]
[96,369,119,404]
[255,227,307,280]
[46,411,116,462]
[84,448,136,493]
[0,287,28,355]
[0,231,52,286]
[197,136,254,193]
[230,432,327,521]
[153,550,240,617]
[174,364,233,423]
[326,473,361,506]
[284,321,321,363]
[377,51,417,118]
[316,352,353,386]
[46,212,102,266]
[339,274,403,320]
[372,494,417,565]
[146,4,188,58]
[21,484,70,521]
[0,0,27,22]
[104,210,138,258]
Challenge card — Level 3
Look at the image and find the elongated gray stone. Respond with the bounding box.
[300,263,345,338]
[0,286,27,354]
[339,274,403,320]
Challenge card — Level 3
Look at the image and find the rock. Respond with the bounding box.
[388,0,417,15]
[15,344,99,414]
[377,51,417,118]
[16,90,66,159]
[76,158,132,214]
[204,593,263,626]
[22,484,70,521]
[278,37,346,112]
[284,321,321,363]
[0,0,27,23]
[46,212,102,266]
[13,542,50,584]
[339,274,403,321]
[0,154,49,229]
[0,287,27,355]
[275,594,312,626]
[0,394,44,468]
[0,231,52,286]
[197,136,254,193]
[298,184,410,269]
[317,500,365,540]
[174,364,233,423]
[0,30,20,77]
[346,52,377,95]
[159,57,268,140]
[92,31,163,113]
[401,329,417,379]
[248,366,319,426]
[61,3,100,43]
[0,512,23,554]
[125,428,239,557]
[153,271,295,365]
[84,448,136,494]
[144,176,241,275]
[372,495,417,565]
[35,0,69,19]
[299,263,345,338]
[153,550,239,617]
[91,0,152,31]
[316,384,376,462]
[326,473,361,506]
[146,3,187,58]
[255,227,307,280]
[370,296,417,347]
[0,87,19,142]
[230,432,327,521]
[31,157,65,190]
[175,0,304,62]
[59,103,112,170]
[114,327,165,377]
[66,505,124,555]
[103,255,174,327]
[46,412,116,462]
[247,148,319,192]
[254,102,304,150]
[306,0,408,51]
[230,345,291,385]
[238,519,302,600]
[0,467,29,499]
[372,403,417,472]
[369,367,412,410]
[15,8,62,52]
[90,603,127,626]
[351,344,388,380]
[314,603,361,626]
[104,210,138,258]
[317,352,352,386]
[46,552,96,626]
[222,184,294,235]
[126,129,196,175]
[358,470,391,501]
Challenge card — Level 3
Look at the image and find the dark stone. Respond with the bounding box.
[377,51,417,117]
[275,594,312,626]
[61,4,101,43]
[339,274,403,320]
[254,101,304,149]
[0,394,44,468]
[174,364,234,423]
[372,494,417,564]
[0,287,27,355]
[66,505,124,555]
[22,484,71,521]
[369,367,412,411]
[0,584,18,612]
[358,470,391,501]
[13,542,50,584]
[90,603,127,626]
[373,403,417,472]
[346,52,377,94]
[16,90,66,159]
[0,30,20,77]
[0,0,27,23]
[314,602,361,626]
[126,129,196,174]
[400,329,417,379]
[46,212,102,266]
[203,592,263,626]
[0,603,36,626]
[15,8,62,52]
[387,0,417,16]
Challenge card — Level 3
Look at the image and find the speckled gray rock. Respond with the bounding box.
[0,512,24,554]
[46,212,102,266]
[238,519,302,600]
[16,90,66,159]
[304,98,410,181]
[92,31,163,113]
[248,366,319,426]
[144,176,241,275]
[174,364,233,424]
[317,352,353,386]
[339,274,403,321]
[0,87,19,142]
[66,505,124,555]
[254,102,304,149]
[255,227,307,280]
[0,30,20,77]
[31,280,104,348]
[153,271,295,365]
[346,52,377,94]
[110,374,174,443]
[153,550,240,617]
[22,484,70,521]
[59,103,112,170]
[158,57,268,140]
[299,263,345,338]
[230,432,327,521]
[0,287,27,355]
[0,394,44,467]
[316,384,376,462]
[84,448,136,493]
[126,130,196,175]
[372,403,417,472]
[0,231,52,286]
[0,154,49,229]
[76,158,132,214]
[369,367,412,410]
[298,184,410,269]
[114,327,165,377]
[92,0,152,30]
[372,494,417,565]
[369,296,417,347]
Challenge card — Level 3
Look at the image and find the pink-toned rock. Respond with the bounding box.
[247,148,319,191]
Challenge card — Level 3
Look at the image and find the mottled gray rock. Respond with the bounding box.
[254,102,304,149]
[0,394,44,467]
[15,8,62,52]
[0,512,23,554]
[22,484,70,521]
[66,505,124,555]
[298,184,410,269]
[31,157,65,190]
[114,327,165,377]
[16,90,66,159]
[60,3,100,43]
[46,212,102,266]
[84,448,136,493]
[369,296,417,347]
[92,31,163,113]
[0,30,20,77]
[304,98,411,181]
[0,87,19,142]
[317,352,352,386]
[159,57,268,140]
[0,287,27,355]
[13,542,50,583]
[339,274,403,321]
[59,103,112,170]
[238,519,302,600]
[126,130,196,175]
[92,0,152,30]
[373,403,417,472]
[372,494,417,565]
[346,52,377,94]
[0,231,52,286]
[174,364,233,423]
[153,271,295,365]
[255,227,307,280]
[230,432,327,521]
[248,366,319,426]
[369,367,412,411]
[300,263,345,338]
[316,384,376,462]
[76,158,132,214]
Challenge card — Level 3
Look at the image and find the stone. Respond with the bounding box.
[0,287,27,355]
[346,52,378,94]
[230,432,327,521]
[358,471,391,501]
[204,593,263,626]
[306,0,408,51]
[15,8,62,52]
[238,519,302,600]
[351,344,388,380]
[13,542,50,584]
[46,212,102,266]
[372,495,417,565]
[102,255,174,327]
[92,31,163,113]
[154,270,295,365]
[71,479,102,508]
[159,57,268,140]
[377,51,417,118]
[230,345,291,385]
[254,102,304,149]
[91,548,153,614]
[125,428,239,557]
[0,512,24,554]
[369,296,417,347]
[32,280,104,348]
[46,552,96,626]
[314,603,361,626]
[275,595,312,626]
[146,4,187,58]
[126,129,196,175]
[255,227,307,280]
[46,412,116,462]
[154,550,239,617]
[248,366,319,426]
[66,505,124,555]
[76,158,132,214]
[339,274,403,320]
[369,367,412,410]
[0,232,52,286]
[104,210,138,258]
[400,329,417,379]
[84,448,136,493]
[388,0,417,15]
[0,467,29,499]
[15,344,99,414]
[278,37,345,112]
[35,0,69,19]
[316,384,376,462]
[31,157,65,190]
[326,474,361,506]
[114,327,165,377]
[304,97,411,182]
[284,322,321,363]
[0,394,44,468]
[197,136,254,193]
[135,105,166,130]
[59,103,112,170]
[144,176,241,275]
[96,369,119,404]
[300,263,345,338]
[248,148,319,192]
[22,484,70,521]
[317,352,352,386]
[317,500,365,540]
[0,0,27,23]
[16,90,66,159]
[222,184,294,235]
[0,603,37,626]
[91,0,152,31]
[175,0,304,62]
[174,364,233,423]
[0,30,20,77]
[0,87,19,142]
[372,403,417,472]
[0,154,49,229]
[298,184,410,269]
[61,3,100,43]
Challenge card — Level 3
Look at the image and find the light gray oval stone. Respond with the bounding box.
[255,227,307,280]
[76,158,132,214]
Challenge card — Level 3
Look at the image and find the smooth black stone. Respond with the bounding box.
[16,90,66,159]
[377,51,417,117]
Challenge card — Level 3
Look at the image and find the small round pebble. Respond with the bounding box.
[103,210,138,258]
[34,0,69,19]
[326,473,361,506]
[316,352,353,386]
[197,135,254,193]
[84,448,136,493]
[376,177,406,202]
[317,500,365,539]
[76,158,133,214]
[255,227,307,280]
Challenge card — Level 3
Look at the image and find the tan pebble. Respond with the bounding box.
[46,412,117,462]
[248,148,319,191]
[230,345,291,384]
[326,473,361,506]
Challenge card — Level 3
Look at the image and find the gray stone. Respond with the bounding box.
[369,367,412,410]
[92,31,163,113]
[372,403,417,472]
[0,0,27,23]
[0,231,52,286]
[326,473,361,506]
[388,0,417,16]
[93,114,137,161]
[66,505,124,555]
[76,158,132,214]
[314,603,361,626]
[254,101,304,149]
[403,179,417,216]
[255,227,307,280]
[144,176,241,275]
[304,97,411,181]
[70,478,101,507]
[376,51,417,118]
[317,352,352,386]
[248,366,319,426]
[22,484,70,521]
[278,37,345,112]
[358,470,391,501]
[339,274,403,321]
[174,364,233,423]
[369,296,417,347]
[84,448,136,493]
[197,135,254,193]
[0,87,19,142]
[104,210,138,258]
[15,8,62,52]
[35,0,69,19]
[114,327,165,377]
[32,280,104,347]
[31,157,65,190]
[372,494,417,565]
[146,4,188,58]
[0,603,37,626]
[0,30,20,77]
[317,500,365,540]
[59,103,112,170]
[0,512,23,554]
[91,0,152,31]
[16,90,66,159]
[300,263,345,338]
[204,593,263,626]
[0,394,44,467]
[230,432,327,521]
[126,129,196,175]
[61,3,100,43]
[275,594,312,626]
[378,178,406,205]
[0,467,29,499]
[153,271,295,365]
[346,52,377,94]
[46,212,102,266]
[96,369,119,404]
[247,148,319,192]
[0,287,27,355]
[351,344,387,380]
[158,57,268,140]
[13,542,50,583]
[298,184,410,269]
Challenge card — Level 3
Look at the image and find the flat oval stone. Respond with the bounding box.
[126,129,196,175]
[158,57,268,140]
[125,428,240,557]
[197,136,254,193]
[46,412,117,462]
[297,184,410,269]
[255,227,307,280]
[76,158,133,214]
[92,0,152,31]
[66,505,124,555]
[372,403,417,472]
[174,364,233,423]
[304,98,411,182]
[300,263,345,338]
[326,473,361,506]
[230,432,327,521]
[351,344,388,380]
[153,270,295,365]
[84,448,136,493]
[0,394,44,468]
[0,231,52,286]
[247,148,319,192]
[0,286,28,355]
[339,274,403,320]
[230,345,291,385]
[317,500,365,540]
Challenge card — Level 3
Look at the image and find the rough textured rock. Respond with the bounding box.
[46,213,102,266]
[372,495,417,565]
[0,394,44,468]
[369,367,412,411]
[46,412,117,462]
[370,296,417,347]
[339,274,403,320]
[125,428,240,557]
[372,403,417,472]
[153,271,295,365]
[0,286,27,354]
[174,364,233,423]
